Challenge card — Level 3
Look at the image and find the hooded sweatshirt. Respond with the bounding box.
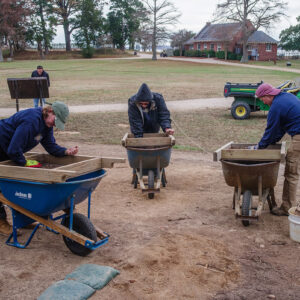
[128,83,172,137]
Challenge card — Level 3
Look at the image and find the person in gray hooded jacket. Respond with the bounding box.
[128,83,174,137]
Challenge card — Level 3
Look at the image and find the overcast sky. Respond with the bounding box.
[53,0,300,43]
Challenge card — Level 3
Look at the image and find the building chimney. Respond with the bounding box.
[206,22,211,26]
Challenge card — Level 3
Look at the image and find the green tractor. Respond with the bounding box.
[224,80,300,120]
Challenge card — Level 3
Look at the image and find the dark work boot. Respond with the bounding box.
[271,206,289,216]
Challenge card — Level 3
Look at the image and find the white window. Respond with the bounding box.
[266,44,272,51]
[217,44,221,51]
[190,45,193,50]
[210,44,214,50]
[204,43,207,50]
[197,43,201,50]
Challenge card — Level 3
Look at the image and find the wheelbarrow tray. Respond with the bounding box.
[0,169,106,216]
[122,132,175,170]
[221,160,280,195]
[126,147,172,170]
[0,169,111,254]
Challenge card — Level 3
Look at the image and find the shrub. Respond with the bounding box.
[227,52,237,60]
[216,51,225,59]
[173,49,180,56]
[207,50,215,57]
[82,47,95,58]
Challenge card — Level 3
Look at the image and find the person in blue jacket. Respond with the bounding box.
[31,65,50,108]
[128,83,174,137]
[255,83,300,216]
[0,101,78,235]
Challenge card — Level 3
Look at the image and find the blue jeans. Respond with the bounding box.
[33,98,45,108]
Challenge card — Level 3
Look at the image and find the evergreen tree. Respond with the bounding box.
[73,0,104,56]
[280,16,300,51]
[106,0,146,50]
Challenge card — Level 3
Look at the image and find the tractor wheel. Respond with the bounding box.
[231,102,251,120]
[241,190,252,227]
[62,213,97,256]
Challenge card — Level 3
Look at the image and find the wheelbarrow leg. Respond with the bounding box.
[131,169,137,184]
[162,168,167,187]
[234,176,242,216]
[255,176,269,217]
[266,188,277,211]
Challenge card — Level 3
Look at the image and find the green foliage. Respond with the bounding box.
[216,51,225,59]
[74,0,103,49]
[82,47,95,58]
[207,50,215,57]
[26,0,57,50]
[106,0,145,50]
[279,16,300,51]
[173,49,180,56]
[228,52,237,60]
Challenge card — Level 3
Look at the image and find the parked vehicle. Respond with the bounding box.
[224,80,300,119]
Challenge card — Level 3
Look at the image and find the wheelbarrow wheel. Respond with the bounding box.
[242,190,252,227]
[62,213,97,256]
[148,170,155,199]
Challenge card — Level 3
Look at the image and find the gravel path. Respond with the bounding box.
[0,97,229,117]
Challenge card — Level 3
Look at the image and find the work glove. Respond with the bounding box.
[247,145,258,150]
[25,160,42,168]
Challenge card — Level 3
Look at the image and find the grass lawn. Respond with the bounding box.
[57,108,290,152]
[0,58,299,108]
[248,58,300,70]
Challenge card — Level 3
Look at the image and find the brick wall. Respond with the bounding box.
[257,44,277,61]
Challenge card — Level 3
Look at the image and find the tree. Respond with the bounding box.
[279,16,300,51]
[73,0,104,53]
[106,0,146,50]
[214,0,287,62]
[142,0,181,60]
[52,0,81,51]
[27,0,57,57]
[0,0,29,61]
[170,29,195,56]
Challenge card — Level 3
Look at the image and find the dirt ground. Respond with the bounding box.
[0,143,299,300]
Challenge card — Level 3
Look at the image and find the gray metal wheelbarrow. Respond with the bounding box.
[122,133,175,199]
[214,142,286,226]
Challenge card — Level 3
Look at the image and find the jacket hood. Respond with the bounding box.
[134,83,153,102]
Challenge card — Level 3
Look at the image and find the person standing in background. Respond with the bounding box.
[31,65,50,108]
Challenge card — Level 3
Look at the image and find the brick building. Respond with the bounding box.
[184,22,278,61]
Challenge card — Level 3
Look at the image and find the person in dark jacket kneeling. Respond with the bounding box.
[0,101,78,235]
[128,83,174,137]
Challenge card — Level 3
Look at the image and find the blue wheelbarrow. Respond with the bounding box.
[122,133,175,199]
[0,154,125,256]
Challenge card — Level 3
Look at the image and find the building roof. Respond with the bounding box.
[184,22,277,45]
[247,31,278,44]
[193,22,242,43]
